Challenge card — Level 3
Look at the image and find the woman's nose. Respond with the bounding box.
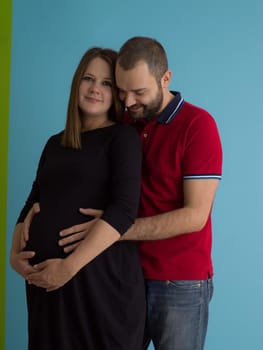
[89,81,100,93]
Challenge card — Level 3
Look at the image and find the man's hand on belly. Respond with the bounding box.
[58,208,103,253]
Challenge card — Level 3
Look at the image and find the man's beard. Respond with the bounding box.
[128,87,163,120]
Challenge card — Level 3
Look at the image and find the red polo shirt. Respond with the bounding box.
[126,92,223,280]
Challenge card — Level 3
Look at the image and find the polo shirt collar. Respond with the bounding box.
[157,91,184,124]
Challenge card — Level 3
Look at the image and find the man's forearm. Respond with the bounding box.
[122,179,219,241]
[122,207,207,241]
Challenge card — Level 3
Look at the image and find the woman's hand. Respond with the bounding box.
[10,250,36,279]
[10,223,36,278]
[27,258,76,292]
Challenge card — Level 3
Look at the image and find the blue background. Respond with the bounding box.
[5,0,263,349]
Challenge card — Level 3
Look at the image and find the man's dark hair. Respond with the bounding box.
[118,36,168,82]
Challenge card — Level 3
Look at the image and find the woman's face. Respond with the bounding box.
[78,57,113,119]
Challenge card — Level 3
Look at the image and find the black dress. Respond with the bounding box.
[18,124,145,350]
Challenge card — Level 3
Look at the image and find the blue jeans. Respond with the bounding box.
[143,279,213,350]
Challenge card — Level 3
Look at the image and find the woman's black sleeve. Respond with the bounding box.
[101,125,142,235]
[16,138,50,223]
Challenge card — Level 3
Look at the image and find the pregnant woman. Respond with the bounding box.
[10,47,145,350]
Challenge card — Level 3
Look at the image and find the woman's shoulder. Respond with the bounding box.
[112,123,139,138]
[43,130,64,148]
[110,123,140,144]
[48,130,63,140]
[109,123,141,150]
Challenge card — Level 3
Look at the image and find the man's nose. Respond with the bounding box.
[123,92,136,107]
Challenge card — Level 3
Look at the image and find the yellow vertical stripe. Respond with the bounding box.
[0,0,12,348]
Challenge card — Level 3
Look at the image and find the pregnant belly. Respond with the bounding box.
[25,215,66,265]
[25,210,89,265]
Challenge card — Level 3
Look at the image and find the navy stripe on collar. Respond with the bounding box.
[158,91,184,124]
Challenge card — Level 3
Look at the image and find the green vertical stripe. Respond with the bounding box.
[0,0,12,348]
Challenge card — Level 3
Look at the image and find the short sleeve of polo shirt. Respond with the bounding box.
[183,110,222,179]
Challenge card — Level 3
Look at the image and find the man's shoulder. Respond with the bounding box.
[183,101,212,116]
[178,101,217,127]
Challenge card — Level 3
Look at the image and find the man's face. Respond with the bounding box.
[115,60,163,119]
